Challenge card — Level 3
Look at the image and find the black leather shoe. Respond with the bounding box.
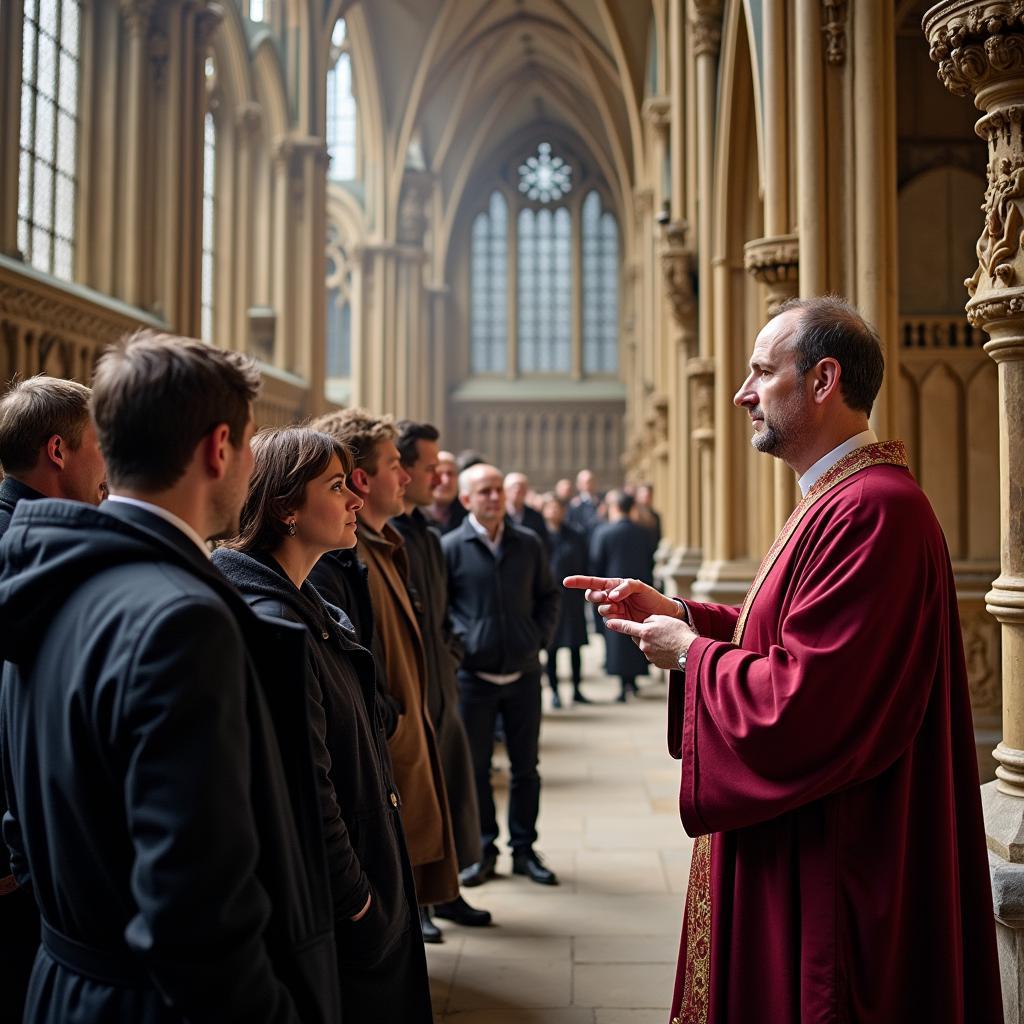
[433,894,492,927]
[459,850,497,887]
[573,689,591,704]
[419,906,443,943]
[550,689,563,709]
[512,850,559,886]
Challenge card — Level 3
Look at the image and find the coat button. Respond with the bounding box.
[389,792,398,808]
[321,630,330,639]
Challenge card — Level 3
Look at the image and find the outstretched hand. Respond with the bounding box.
[604,614,697,671]
[562,575,682,624]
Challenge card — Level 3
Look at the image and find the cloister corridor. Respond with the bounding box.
[425,641,690,1023]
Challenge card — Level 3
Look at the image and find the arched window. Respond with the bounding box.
[326,19,357,181]
[200,104,217,343]
[518,205,571,373]
[325,223,353,397]
[582,190,619,374]
[470,191,508,374]
[467,141,620,380]
[18,0,82,280]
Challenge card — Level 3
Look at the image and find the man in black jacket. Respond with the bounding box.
[0,331,339,1024]
[392,421,490,937]
[504,471,548,548]
[442,463,561,887]
[0,375,107,1020]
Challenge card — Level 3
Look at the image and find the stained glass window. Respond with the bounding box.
[326,19,357,180]
[18,0,81,280]
[470,191,508,373]
[518,204,572,373]
[201,111,216,343]
[582,190,619,373]
[518,142,572,204]
[326,224,353,381]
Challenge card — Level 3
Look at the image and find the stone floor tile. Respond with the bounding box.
[447,957,573,1010]
[594,1011,672,1024]
[573,935,678,964]
[573,963,679,1008]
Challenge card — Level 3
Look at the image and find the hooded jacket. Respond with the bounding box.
[0,499,339,1024]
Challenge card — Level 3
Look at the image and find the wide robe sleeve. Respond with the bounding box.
[670,482,945,838]
[120,596,299,1024]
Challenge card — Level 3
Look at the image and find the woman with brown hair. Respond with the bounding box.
[212,426,432,1022]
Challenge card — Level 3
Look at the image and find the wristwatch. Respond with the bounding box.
[677,648,688,674]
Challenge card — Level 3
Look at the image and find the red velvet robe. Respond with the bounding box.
[668,441,1002,1024]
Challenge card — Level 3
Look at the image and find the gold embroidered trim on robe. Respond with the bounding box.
[676,440,908,1024]
[677,831,712,1024]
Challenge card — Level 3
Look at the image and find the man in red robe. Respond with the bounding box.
[567,296,1003,1023]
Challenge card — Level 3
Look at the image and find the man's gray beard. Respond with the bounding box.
[751,423,784,456]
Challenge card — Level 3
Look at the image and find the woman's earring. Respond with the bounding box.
[287,520,297,537]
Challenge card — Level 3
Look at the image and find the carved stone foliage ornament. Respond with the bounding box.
[962,607,1002,715]
[822,1,848,66]
[660,220,696,331]
[924,3,1024,327]
[744,234,799,317]
[689,0,723,59]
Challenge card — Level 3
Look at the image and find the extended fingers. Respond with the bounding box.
[563,575,621,591]
[605,617,644,638]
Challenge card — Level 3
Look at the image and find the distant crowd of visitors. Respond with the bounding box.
[0,331,662,1023]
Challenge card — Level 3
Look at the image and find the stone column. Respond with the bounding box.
[118,0,154,307]
[744,234,800,531]
[660,219,701,596]
[688,0,722,592]
[394,169,432,420]
[925,8,1024,1018]
[795,0,827,294]
[0,2,24,258]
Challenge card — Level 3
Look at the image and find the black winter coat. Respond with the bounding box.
[509,505,548,549]
[589,518,659,677]
[0,500,340,1024]
[391,510,480,869]
[547,523,589,650]
[441,517,561,675]
[0,477,43,539]
[213,549,430,1020]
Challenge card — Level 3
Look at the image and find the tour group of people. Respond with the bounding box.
[0,330,660,1023]
[0,292,1010,1024]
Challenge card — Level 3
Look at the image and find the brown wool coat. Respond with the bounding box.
[357,521,459,906]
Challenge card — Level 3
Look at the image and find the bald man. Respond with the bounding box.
[441,464,561,887]
[504,471,547,548]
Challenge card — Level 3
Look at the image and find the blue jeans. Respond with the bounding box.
[458,670,542,856]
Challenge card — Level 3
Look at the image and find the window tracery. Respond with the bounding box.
[469,144,619,379]
[325,222,353,391]
[326,19,358,181]
[200,55,218,343]
[17,0,82,281]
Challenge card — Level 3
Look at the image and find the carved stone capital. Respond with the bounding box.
[397,170,433,247]
[687,356,715,443]
[660,219,697,331]
[744,233,800,315]
[822,1,848,67]
[120,0,154,37]
[633,188,655,224]
[236,102,263,140]
[689,0,723,58]
[924,3,1024,98]
[195,1,224,48]
[642,95,672,135]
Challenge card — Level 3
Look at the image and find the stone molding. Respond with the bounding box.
[642,95,671,134]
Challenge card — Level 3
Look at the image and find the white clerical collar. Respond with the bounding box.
[106,495,212,559]
[468,512,503,554]
[797,429,877,497]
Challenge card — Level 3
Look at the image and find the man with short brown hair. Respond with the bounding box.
[0,375,106,534]
[312,408,461,942]
[0,374,106,1019]
[0,330,340,1023]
